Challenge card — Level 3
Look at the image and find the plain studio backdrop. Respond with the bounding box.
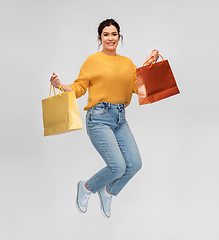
[0,0,218,239]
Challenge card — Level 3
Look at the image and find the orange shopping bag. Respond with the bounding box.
[136,54,180,105]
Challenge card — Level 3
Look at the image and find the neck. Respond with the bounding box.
[101,49,117,56]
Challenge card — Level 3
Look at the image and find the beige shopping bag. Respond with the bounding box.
[42,84,83,136]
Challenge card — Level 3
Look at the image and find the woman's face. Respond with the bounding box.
[100,25,119,56]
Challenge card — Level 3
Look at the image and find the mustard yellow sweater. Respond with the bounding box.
[70,51,138,110]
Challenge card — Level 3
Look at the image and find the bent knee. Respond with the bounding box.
[129,160,142,175]
[137,160,142,172]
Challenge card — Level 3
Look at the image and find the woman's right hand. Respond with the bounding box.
[50,72,61,88]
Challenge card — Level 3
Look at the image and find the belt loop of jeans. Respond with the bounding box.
[118,103,124,111]
[98,102,125,109]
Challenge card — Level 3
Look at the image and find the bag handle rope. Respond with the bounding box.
[143,54,164,68]
[49,84,64,100]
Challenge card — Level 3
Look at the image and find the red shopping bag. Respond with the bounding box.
[136,54,180,105]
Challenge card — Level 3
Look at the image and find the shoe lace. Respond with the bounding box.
[81,193,90,206]
[105,196,112,212]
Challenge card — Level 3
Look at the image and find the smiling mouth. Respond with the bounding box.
[107,42,115,45]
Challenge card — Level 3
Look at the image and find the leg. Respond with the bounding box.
[106,121,142,196]
[86,120,127,194]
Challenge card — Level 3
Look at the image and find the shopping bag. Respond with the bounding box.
[42,84,83,136]
[136,54,180,105]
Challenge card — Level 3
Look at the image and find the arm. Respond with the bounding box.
[132,49,159,94]
[131,62,138,94]
[50,55,92,97]
[50,69,90,98]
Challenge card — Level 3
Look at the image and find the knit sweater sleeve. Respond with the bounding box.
[69,68,90,98]
[131,61,138,94]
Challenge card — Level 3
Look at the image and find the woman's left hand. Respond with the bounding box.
[145,49,159,66]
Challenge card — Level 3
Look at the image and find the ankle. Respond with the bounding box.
[84,182,91,192]
[105,187,112,197]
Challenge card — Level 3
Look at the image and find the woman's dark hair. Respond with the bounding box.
[98,19,123,43]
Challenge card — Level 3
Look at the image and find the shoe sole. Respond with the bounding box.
[76,181,87,214]
[97,191,110,219]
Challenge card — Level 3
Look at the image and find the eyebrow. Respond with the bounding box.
[103,31,118,34]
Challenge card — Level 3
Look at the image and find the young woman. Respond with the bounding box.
[50,19,159,218]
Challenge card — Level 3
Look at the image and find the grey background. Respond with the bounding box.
[1,0,218,239]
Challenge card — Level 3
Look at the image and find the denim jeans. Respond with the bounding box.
[85,102,142,196]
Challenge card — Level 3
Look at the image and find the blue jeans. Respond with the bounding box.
[86,102,142,196]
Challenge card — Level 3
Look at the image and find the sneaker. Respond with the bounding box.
[76,181,91,213]
[97,188,112,218]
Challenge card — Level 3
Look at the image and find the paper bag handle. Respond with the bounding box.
[143,54,164,68]
[49,84,64,100]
